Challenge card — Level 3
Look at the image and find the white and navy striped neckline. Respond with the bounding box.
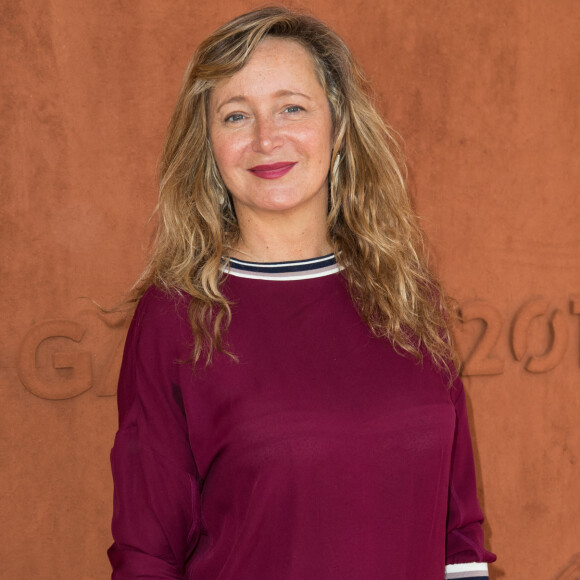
[224,254,342,281]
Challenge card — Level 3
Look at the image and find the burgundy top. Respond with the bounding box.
[108,255,495,579]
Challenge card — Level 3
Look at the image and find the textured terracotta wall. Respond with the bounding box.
[2,1,579,578]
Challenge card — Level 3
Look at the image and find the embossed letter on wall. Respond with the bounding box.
[17,315,129,400]
[458,301,505,376]
[511,299,568,373]
[18,320,92,399]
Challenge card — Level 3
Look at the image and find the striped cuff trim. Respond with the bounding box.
[445,562,489,579]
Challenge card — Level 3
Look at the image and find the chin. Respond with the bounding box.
[257,194,305,212]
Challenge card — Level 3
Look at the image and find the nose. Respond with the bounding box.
[252,115,283,154]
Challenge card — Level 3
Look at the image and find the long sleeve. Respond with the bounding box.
[108,288,200,579]
[444,381,496,579]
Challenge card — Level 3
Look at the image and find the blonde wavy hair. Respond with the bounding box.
[134,5,457,376]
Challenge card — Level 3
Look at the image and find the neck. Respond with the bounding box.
[230,210,332,263]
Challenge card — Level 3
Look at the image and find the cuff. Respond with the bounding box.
[445,562,489,579]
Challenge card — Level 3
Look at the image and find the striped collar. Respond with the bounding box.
[223,254,342,281]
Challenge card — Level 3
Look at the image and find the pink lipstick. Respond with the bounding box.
[248,162,296,179]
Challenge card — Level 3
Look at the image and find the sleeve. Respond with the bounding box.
[107,288,201,579]
[444,380,497,579]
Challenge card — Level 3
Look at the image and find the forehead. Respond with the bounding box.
[210,37,324,103]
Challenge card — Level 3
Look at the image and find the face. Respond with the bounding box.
[209,37,333,225]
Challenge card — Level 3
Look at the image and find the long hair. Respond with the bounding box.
[134,6,457,375]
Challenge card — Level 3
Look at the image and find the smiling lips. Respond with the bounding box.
[248,162,297,179]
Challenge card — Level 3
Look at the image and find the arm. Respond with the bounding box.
[444,381,496,579]
[108,288,200,579]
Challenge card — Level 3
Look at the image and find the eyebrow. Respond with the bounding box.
[215,90,312,113]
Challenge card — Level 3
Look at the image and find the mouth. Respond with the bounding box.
[248,162,297,180]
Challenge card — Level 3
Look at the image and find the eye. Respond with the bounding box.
[224,112,246,123]
[284,105,304,114]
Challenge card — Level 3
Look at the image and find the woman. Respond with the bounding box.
[108,6,496,579]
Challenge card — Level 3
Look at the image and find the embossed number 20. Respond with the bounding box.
[457,297,580,376]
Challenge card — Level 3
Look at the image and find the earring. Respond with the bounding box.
[332,152,341,179]
[217,184,228,206]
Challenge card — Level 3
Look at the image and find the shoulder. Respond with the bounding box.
[127,285,193,353]
[134,285,191,326]
[417,347,464,404]
[116,286,194,425]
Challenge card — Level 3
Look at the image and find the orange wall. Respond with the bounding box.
[2,1,579,578]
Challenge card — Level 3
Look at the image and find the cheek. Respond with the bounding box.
[303,114,332,151]
[301,127,332,169]
[211,135,243,176]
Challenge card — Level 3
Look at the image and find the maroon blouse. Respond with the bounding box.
[108,255,495,579]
